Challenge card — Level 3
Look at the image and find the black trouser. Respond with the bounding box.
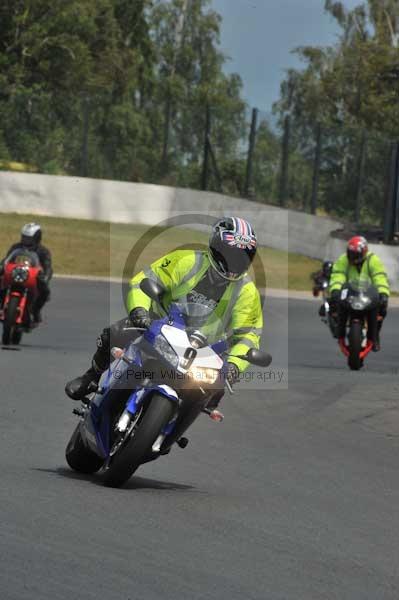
[34,279,51,312]
[92,318,139,371]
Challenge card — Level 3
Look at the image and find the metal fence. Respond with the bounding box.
[1,91,397,237]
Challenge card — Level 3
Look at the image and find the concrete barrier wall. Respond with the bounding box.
[4,171,398,288]
[0,171,341,260]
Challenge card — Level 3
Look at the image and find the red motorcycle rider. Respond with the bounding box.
[0,223,52,324]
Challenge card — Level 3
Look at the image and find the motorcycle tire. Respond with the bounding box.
[348,320,363,371]
[66,423,104,474]
[103,392,175,488]
[2,296,20,346]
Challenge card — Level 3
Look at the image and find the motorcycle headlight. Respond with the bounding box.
[12,266,29,283]
[351,301,363,310]
[187,366,220,385]
[153,334,179,368]
[348,295,369,311]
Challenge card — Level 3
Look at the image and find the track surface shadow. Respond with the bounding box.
[33,467,195,492]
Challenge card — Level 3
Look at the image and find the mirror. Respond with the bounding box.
[140,278,165,306]
[236,348,272,367]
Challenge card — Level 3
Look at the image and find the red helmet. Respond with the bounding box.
[347,236,368,266]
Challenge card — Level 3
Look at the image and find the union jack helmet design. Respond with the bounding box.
[208,217,257,281]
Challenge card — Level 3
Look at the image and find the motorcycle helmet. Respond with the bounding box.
[322,260,333,278]
[21,223,42,248]
[347,236,368,266]
[208,217,257,281]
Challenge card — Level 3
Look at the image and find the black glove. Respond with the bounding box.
[226,362,240,386]
[379,293,388,317]
[128,307,151,329]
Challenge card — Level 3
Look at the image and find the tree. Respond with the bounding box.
[0,0,250,195]
[272,0,399,222]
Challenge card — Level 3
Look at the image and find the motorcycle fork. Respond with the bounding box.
[0,290,8,320]
[15,291,28,325]
[344,316,373,360]
[160,400,203,453]
[339,316,365,357]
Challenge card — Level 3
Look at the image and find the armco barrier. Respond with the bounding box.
[4,171,398,288]
[0,171,341,260]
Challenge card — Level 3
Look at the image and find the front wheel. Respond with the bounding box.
[66,424,104,474]
[2,296,21,345]
[103,393,175,488]
[348,320,363,371]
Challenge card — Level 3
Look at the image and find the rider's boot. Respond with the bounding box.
[371,314,383,353]
[372,331,381,353]
[32,289,49,325]
[65,360,104,400]
[319,304,326,317]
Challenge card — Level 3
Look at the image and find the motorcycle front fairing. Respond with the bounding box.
[338,281,379,360]
[80,320,172,459]
[77,320,178,459]
[81,302,226,460]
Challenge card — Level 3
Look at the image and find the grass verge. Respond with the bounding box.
[0,213,321,291]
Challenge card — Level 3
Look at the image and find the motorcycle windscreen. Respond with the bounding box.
[342,280,379,311]
[4,248,40,267]
[172,301,214,330]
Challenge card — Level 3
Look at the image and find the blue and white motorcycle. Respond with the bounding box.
[65,279,271,488]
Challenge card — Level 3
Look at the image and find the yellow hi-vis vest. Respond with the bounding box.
[126,250,263,372]
[329,251,390,296]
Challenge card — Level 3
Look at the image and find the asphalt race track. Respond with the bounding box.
[1,279,399,600]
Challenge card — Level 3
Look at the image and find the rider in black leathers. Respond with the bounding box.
[0,223,53,323]
[311,260,333,317]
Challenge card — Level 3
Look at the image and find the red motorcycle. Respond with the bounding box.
[337,281,379,370]
[0,248,43,345]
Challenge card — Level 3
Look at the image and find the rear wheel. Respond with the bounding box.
[2,296,21,345]
[66,423,104,474]
[103,393,175,488]
[348,320,363,371]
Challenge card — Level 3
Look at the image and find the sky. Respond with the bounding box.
[211,0,361,112]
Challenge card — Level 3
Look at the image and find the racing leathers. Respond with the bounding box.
[0,243,53,320]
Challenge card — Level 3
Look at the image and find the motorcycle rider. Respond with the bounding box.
[65,216,263,404]
[329,236,389,352]
[311,260,333,317]
[0,223,52,323]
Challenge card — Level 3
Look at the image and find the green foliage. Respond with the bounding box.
[0,0,255,196]
[273,0,399,223]
[252,120,281,203]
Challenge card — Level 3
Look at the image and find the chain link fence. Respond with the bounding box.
[1,91,395,231]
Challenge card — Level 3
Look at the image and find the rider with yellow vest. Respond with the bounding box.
[329,236,390,352]
[66,217,263,401]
